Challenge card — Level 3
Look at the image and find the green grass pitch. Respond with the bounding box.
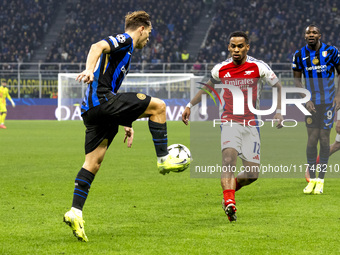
[1,120,340,254]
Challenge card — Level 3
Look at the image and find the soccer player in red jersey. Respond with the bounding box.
[182,31,283,222]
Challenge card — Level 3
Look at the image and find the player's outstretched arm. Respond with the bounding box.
[76,40,111,84]
[182,80,215,125]
[123,126,134,148]
[293,70,315,113]
[6,92,15,107]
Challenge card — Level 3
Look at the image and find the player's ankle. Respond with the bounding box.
[223,189,235,205]
[71,207,83,217]
[157,154,169,163]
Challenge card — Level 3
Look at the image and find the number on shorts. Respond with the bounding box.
[327,110,333,120]
[253,142,260,154]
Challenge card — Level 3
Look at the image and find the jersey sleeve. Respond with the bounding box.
[258,61,279,87]
[292,50,302,71]
[104,34,132,54]
[331,46,340,66]
[210,63,222,84]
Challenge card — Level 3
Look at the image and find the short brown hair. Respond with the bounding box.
[125,11,151,31]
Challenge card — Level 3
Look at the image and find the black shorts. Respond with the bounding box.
[82,92,151,154]
[305,104,335,130]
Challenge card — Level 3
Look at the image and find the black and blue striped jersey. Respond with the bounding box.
[292,42,340,105]
[81,33,133,114]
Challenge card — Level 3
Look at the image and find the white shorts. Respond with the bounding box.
[221,123,261,164]
[336,133,340,143]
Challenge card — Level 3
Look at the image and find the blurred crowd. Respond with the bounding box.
[197,0,340,64]
[46,0,204,68]
[1,0,340,68]
[0,0,60,65]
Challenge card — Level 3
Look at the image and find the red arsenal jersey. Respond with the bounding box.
[211,56,279,124]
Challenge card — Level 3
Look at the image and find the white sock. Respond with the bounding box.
[71,207,82,217]
[157,154,169,163]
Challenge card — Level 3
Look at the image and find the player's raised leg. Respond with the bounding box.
[139,97,190,174]
[64,139,108,242]
[329,134,340,156]
[236,159,259,188]
[221,148,238,222]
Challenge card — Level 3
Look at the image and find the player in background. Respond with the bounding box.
[182,31,283,222]
[293,24,340,194]
[328,120,340,156]
[63,11,190,242]
[0,80,15,129]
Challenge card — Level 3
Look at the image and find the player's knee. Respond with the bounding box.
[335,141,340,149]
[222,155,235,166]
[148,98,166,116]
[248,171,259,181]
[319,137,330,148]
[155,99,166,114]
[307,137,318,147]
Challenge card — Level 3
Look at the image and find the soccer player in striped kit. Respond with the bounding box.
[292,24,340,194]
[63,11,190,242]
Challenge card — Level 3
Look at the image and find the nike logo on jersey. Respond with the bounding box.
[224,72,231,78]
[244,70,255,75]
[302,56,309,60]
[325,122,332,126]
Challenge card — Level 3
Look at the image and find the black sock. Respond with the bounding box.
[307,145,317,179]
[148,120,168,157]
[72,168,95,210]
[318,145,330,179]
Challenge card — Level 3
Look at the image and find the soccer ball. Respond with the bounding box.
[167,143,191,160]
